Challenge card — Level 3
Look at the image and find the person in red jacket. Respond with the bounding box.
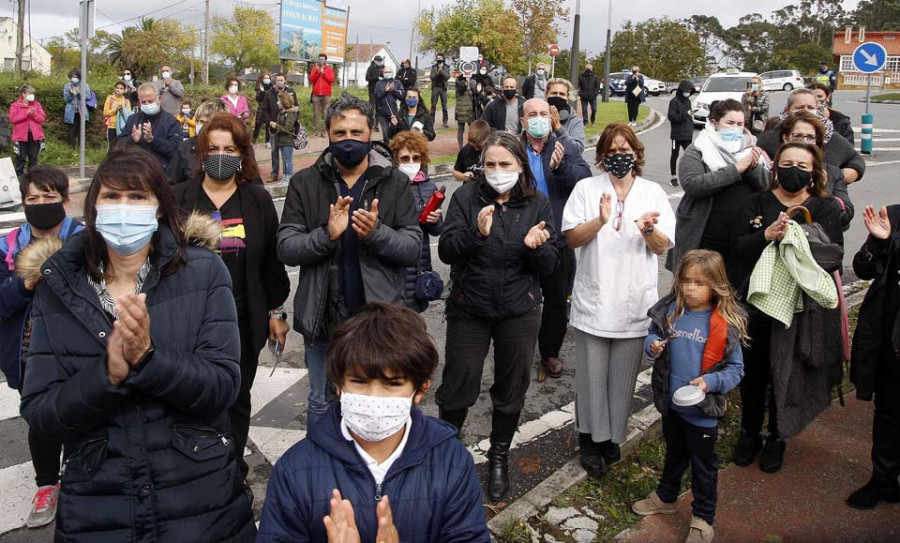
[9,85,45,175]
[309,53,335,137]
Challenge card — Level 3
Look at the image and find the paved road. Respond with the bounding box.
[0,89,896,541]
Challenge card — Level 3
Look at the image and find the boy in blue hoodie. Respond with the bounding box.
[258,302,490,542]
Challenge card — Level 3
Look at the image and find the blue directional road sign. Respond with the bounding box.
[853,42,887,73]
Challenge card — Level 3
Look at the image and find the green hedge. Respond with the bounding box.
[0,72,457,167]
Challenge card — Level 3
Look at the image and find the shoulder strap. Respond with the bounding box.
[4,228,20,270]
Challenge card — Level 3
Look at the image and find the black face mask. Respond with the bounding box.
[503,89,517,100]
[602,153,636,179]
[330,139,372,167]
[777,166,812,193]
[24,202,66,230]
[547,96,570,121]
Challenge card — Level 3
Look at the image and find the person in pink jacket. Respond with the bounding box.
[9,85,46,175]
[221,77,251,122]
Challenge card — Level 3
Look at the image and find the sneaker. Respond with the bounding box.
[732,430,762,467]
[759,436,786,473]
[632,491,678,516]
[26,483,59,528]
[540,357,563,378]
[847,477,900,510]
[685,516,715,543]
[266,174,279,183]
[265,141,272,149]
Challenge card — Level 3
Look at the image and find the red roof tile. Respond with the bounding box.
[833,31,900,56]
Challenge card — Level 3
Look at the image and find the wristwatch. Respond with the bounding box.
[132,342,155,372]
[269,308,288,320]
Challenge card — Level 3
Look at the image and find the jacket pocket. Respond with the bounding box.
[172,425,230,462]
[60,436,108,483]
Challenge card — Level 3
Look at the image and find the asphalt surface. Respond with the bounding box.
[1,89,897,541]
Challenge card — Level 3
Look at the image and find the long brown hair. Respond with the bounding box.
[670,250,749,344]
[83,145,185,281]
[595,122,645,175]
[193,113,260,185]
[772,142,827,198]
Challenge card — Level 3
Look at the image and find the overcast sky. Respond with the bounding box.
[12,0,862,65]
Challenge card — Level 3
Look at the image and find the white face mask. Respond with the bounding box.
[485,170,519,193]
[228,85,238,94]
[123,74,132,82]
[162,71,171,80]
[340,391,413,442]
[182,108,191,114]
[398,162,421,180]
[24,94,34,102]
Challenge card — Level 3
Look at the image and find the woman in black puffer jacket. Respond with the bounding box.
[19,145,255,543]
[436,131,558,502]
[390,131,444,313]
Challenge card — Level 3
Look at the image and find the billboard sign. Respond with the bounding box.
[279,0,349,63]
[322,4,348,63]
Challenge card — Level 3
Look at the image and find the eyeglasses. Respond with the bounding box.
[789,133,816,143]
[398,154,422,164]
[613,199,625,232]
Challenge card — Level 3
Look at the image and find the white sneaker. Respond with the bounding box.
[265,141,272,149]
[26,483,59,528]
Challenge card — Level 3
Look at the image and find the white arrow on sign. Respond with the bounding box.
[861,48,881,67]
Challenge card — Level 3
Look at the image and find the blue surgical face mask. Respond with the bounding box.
[526,116,551,139]
[751,83,760,91]
[718,127,743,142]
[406,98,418,108]
[141,102,160,116]
[71,77,80,85]
[94,204,159,256]
[682,91,691,98]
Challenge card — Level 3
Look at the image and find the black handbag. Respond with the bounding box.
[414,269,444,302]
[786,205,844,271]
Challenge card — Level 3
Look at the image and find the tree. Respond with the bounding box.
[210,5,278,74]
[851,0,900,31]
[610,18,706,81]
[771,43,834,75]
[416,0,526,75]
[103,18,192,79]
[553,48,593,82]
[510,0,569,74]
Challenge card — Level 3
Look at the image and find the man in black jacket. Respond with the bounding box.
[365,56,384,109]
[260,73,299,182]
[520,98,592,378]
[398,59,417,90]
[481,77,524,133]
[117,83,182,169]
[430,55,450,128]
[276,93,422,430]
[577,64,600,124]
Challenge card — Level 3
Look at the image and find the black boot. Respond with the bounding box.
[578,433,607,477]
[439,408,468,437]
[487,410,520,501]
[759,436,786,473]
[847,476,900,509]
[598,440,621,465]
[733,429,763,467]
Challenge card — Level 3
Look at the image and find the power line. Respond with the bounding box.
[93,0,200,31]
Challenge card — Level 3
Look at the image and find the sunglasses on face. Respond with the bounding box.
[398,154,422,163]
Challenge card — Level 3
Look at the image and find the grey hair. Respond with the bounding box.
[19,85,34,95]
[195,99,228,120]
[138,82,159,97]
[786,87,817,109]
[325,92,375,131]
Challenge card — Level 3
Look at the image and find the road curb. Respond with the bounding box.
[861,99,900,104]
[488,283,869,538]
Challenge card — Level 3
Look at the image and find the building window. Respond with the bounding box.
[887,56,900,72]
[840,55,854,71]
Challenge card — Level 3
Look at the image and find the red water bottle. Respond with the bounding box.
[419,186,446,224]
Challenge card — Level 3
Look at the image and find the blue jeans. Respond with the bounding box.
[304,338,330,430]
[279,145,294,178]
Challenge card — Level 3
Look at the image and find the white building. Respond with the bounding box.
[0,18,51,75]
[344,43,398,88]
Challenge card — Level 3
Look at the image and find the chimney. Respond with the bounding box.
[845,26,852,44]
[860,26,866,42]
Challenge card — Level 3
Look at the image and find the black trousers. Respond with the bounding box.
[67,114,80,148]
[14,133,40,175]
[657,413,719,525]
[670,139,691,177]
[435,301,541,415]
[431,87,448,124]
[21,360,61,487]
[740,311,780,439]
[539,246,573,359]
[626,100,640,123]
[872,346,900,485]
[229,314,261,481]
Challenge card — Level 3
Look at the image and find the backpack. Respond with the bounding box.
[293,122,309,150]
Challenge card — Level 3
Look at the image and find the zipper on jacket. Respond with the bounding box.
[59,436,107,477]
[173,424,230,445]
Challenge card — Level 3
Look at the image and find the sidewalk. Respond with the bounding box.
[616,395,900,543]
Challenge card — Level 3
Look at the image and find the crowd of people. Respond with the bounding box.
[0,53,895,543]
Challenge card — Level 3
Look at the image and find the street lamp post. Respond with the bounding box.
[568,0,581,87]
[602,0,612,103]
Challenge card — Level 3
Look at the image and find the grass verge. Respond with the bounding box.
[871,93,900,101]
[583,103,651,140]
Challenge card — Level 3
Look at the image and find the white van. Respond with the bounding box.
[692,69,758,127]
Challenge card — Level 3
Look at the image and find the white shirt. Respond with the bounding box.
[340,417,412,485]
[225,94,240,108]
[561,173,676,338]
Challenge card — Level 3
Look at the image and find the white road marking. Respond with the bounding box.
[247,426,307,466]
[852,127,900,133]
[0,386,21,422]
[0,462,35,533]
[866,159,900,166]
[251,367,307,417]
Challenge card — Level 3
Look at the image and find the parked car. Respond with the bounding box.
[692,69,758,127]
[643,77,666,96]
[669,76,708,94]
[607,72,629,96]
[759,70,805,92]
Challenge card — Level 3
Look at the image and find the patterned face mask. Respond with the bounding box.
[602,152,635,179]
[340,391,414,441]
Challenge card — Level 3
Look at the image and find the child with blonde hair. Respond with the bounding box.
[632,249,747,543]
